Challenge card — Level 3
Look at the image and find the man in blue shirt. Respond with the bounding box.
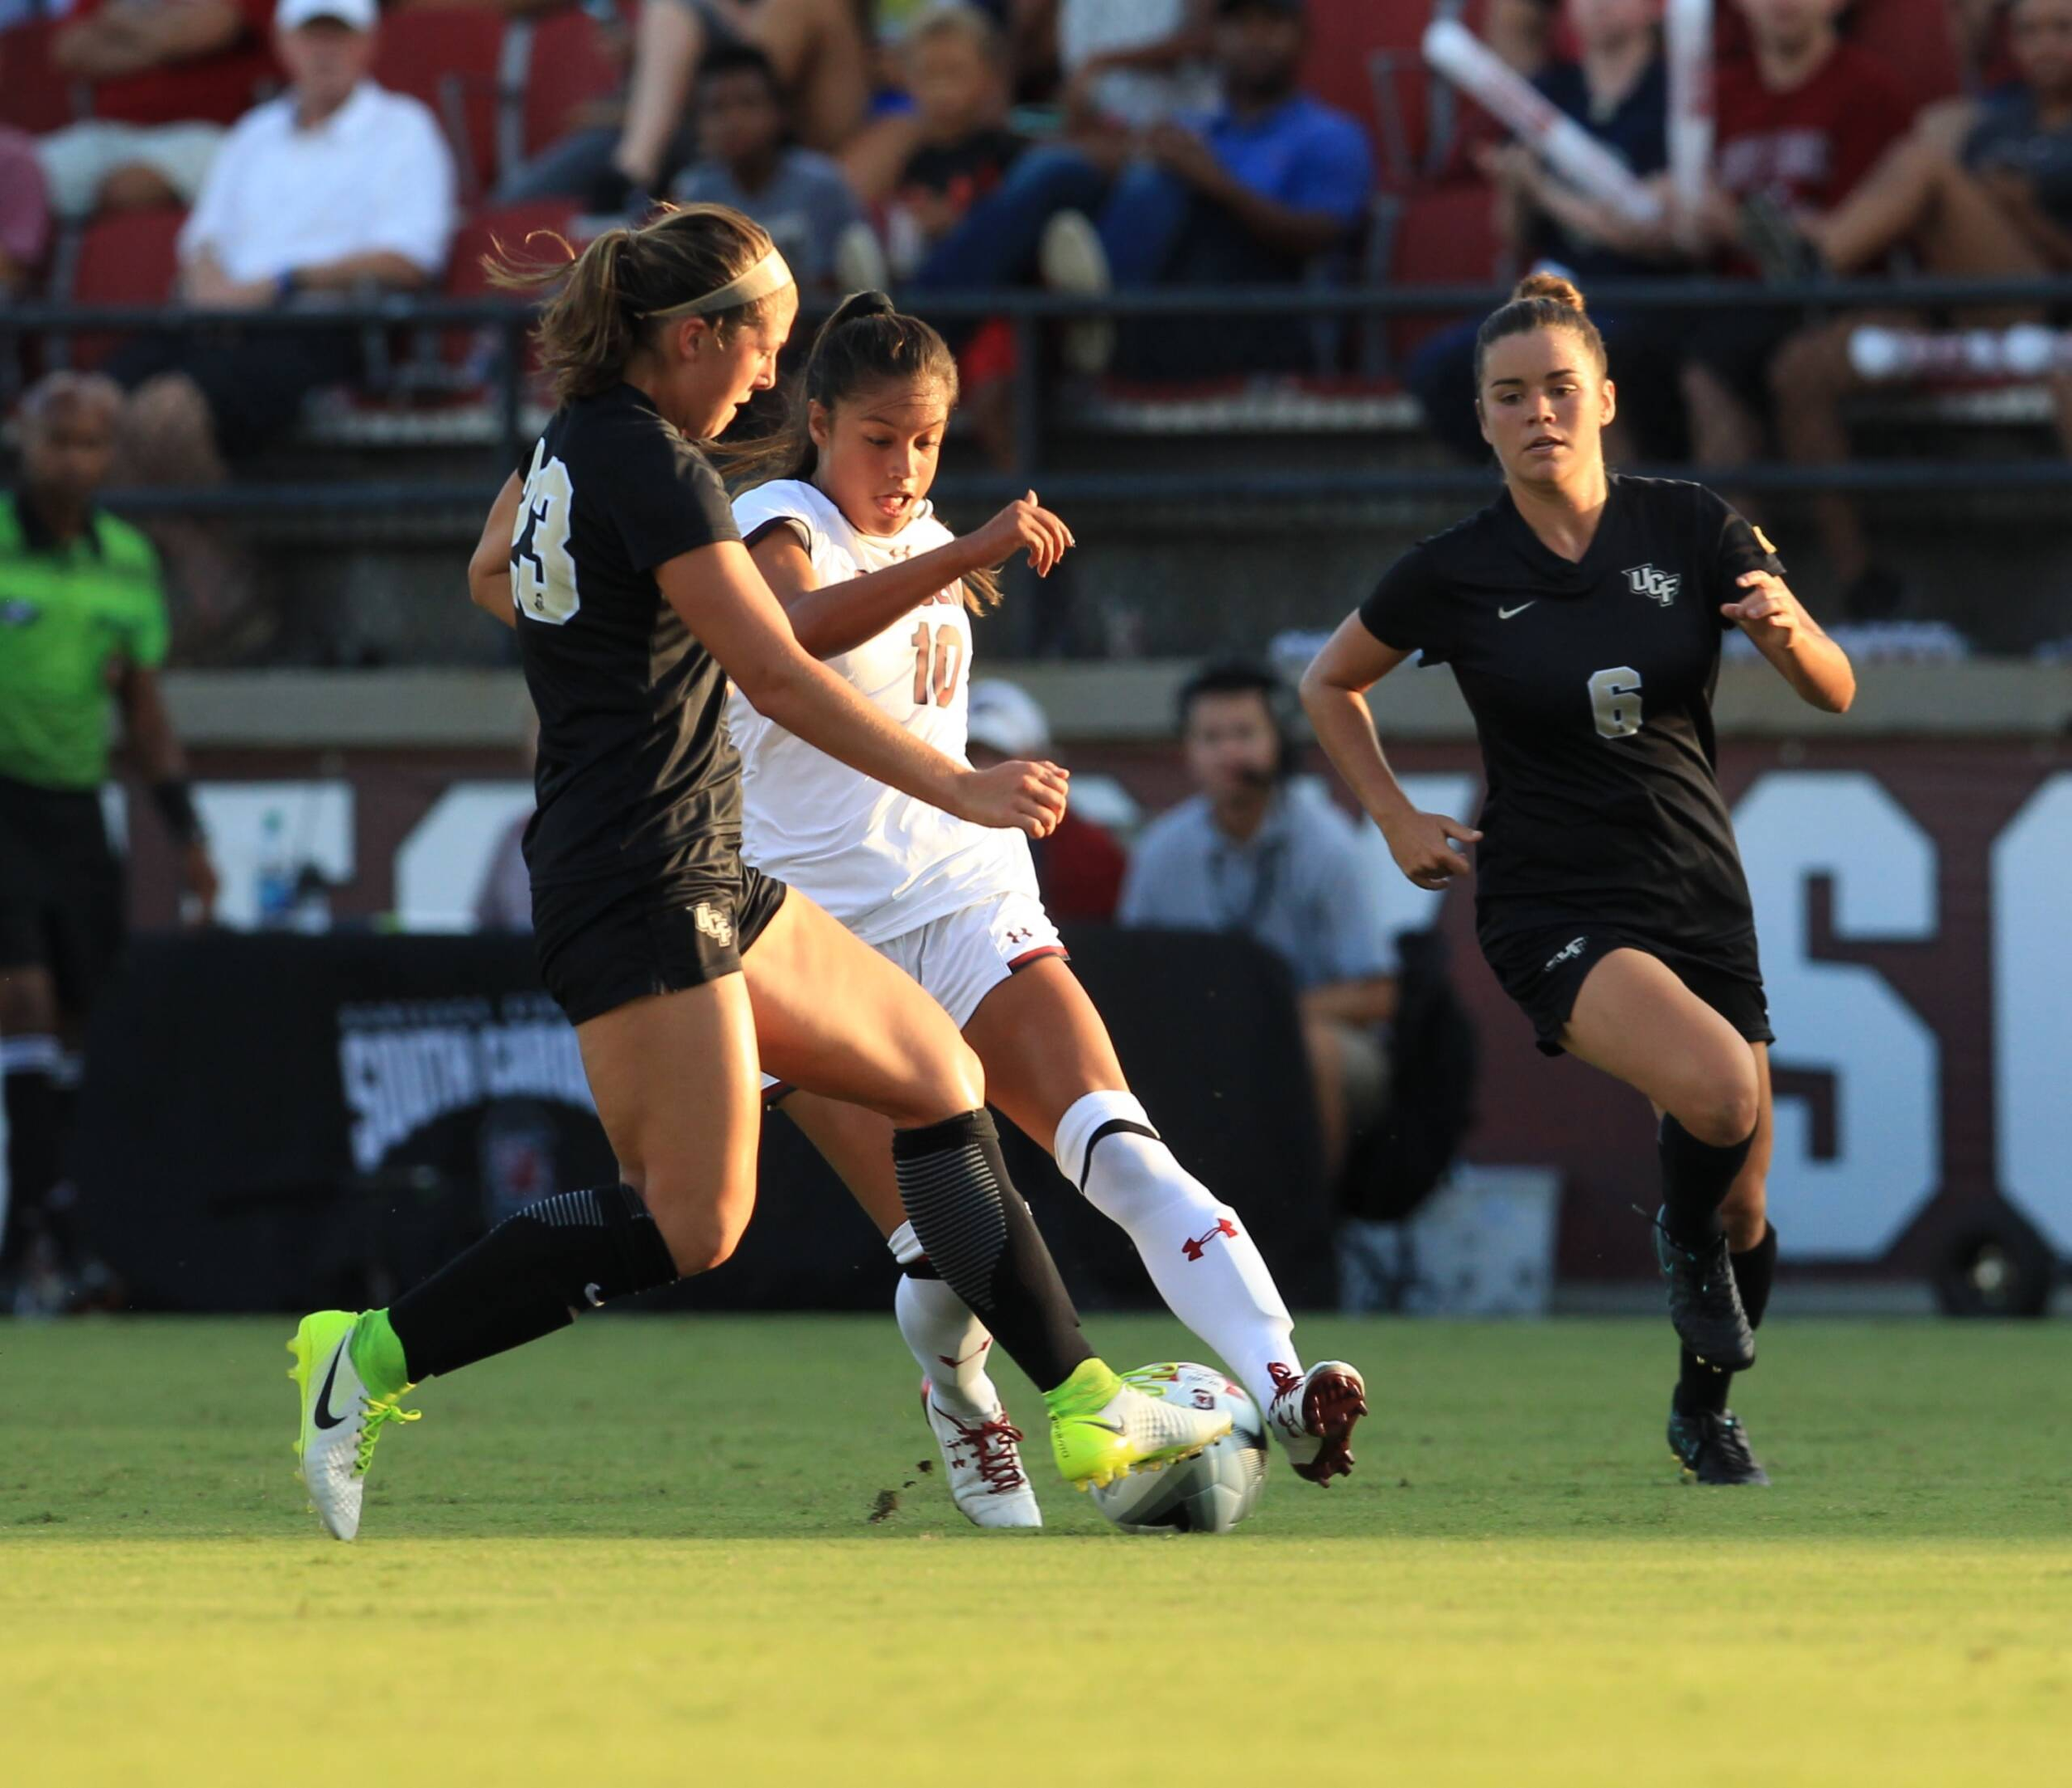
[911,0,1373,377]
[1120,663,1399,1186]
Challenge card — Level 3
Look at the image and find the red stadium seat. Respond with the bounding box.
[372,10,513,204]
[441,197,580,378]
[1382,180,1505,362]
[519,7,625,160]
[1,20,83,135]
[60,205,186,369]
[1301,0,1433,187]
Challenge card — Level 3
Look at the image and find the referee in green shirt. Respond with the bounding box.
[1,372,218,1311]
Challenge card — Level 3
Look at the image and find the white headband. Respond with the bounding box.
[641,248,795,320]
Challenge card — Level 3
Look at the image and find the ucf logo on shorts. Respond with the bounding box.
[1623,564,1680,606]
[692,901,734,949]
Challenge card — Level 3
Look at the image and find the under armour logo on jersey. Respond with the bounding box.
[1544,936,1589,972]
[1623,564,1680,606]
[692,902,734,948]
[0,598,39,628]
[1181,1218,1241,1261]
[1002,927,1034,947]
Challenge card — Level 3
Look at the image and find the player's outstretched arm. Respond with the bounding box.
[469,472,522,632]
[752,493,1073,659]
[1721,570,1855,714]
[1300,613,1483,892]
[661,541,1069,838]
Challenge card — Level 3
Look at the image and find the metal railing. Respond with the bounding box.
[6,275,2070,517]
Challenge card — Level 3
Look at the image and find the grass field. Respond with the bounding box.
[4,1315,2069,1786]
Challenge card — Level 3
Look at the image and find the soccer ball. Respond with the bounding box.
[1089,1363,1268,1535]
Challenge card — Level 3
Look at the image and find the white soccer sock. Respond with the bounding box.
[1054,1089,1300,1416]
[888,1221,1002,1418]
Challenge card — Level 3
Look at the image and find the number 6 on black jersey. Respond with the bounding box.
[1588,666,1643,739]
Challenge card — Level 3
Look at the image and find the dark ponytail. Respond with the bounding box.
[730,290,999,612]
[1473,271,1608,389]
[487,203,780,405]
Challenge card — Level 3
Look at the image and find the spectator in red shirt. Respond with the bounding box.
[39,0,277,218]
[0,39,53,296]
[964,679,1127,925]
[1666,0,1912,610]
[1675,0,1912,439]
[1748,0,2072,611]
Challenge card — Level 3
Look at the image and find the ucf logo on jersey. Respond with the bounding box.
[1623,564,1680,606]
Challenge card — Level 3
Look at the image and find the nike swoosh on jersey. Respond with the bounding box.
[1498,603,1537,619]
[312,1340,352,1430]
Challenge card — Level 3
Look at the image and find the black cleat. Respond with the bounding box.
[1668,1399,1770,1486]
[1653,1208,1756,1371]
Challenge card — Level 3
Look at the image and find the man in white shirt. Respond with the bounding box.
[111,0,457,478]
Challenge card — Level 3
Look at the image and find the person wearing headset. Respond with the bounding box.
[1118,661,1399,1187]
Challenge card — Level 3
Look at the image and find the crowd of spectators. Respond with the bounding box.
[1,0,2068,649]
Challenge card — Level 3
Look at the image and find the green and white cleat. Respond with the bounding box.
[1047,1360,1233,1491]
[287,1310,418,1541]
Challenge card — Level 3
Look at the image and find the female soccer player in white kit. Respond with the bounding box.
[727,291,1366,1526]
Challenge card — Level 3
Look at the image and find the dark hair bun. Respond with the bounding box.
[828,289,897,328]
[1511,272,1586,313]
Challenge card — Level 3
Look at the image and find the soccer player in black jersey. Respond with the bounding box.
[1302,274,1856,1487]
[285,203,1228,1540]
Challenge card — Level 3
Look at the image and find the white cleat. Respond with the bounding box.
[287,1310,418,1541]
[921,1381,1043,1529]
[1265,1360,1368,1486]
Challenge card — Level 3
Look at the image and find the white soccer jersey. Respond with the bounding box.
[728,479,1038,944]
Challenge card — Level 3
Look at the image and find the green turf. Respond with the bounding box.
[4,1315,2068,1786]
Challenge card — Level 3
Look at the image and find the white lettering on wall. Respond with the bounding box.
[1992,773,2072,1252]
[1734,771,1940,1258]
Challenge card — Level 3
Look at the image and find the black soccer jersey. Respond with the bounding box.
[511,383,744,888]
[1359,474,1783,948]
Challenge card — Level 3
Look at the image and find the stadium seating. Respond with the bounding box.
[439,196,579,377]
[0,18,80,135]
[371,7,517,204]
[57,206,185,371]
[1377,181,1505,363]
[1302,0,1441,189]
[516,7,624,161]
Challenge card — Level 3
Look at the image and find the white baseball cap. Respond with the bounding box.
[276,0,378,31]
[965,680,1052,760]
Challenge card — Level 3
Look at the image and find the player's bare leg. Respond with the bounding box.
[293,976,762,1539]
[747,896,1228,1487]
[1561,950,1774,1478]
[1663,1047,1776,1484]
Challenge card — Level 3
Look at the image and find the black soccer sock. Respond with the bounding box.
[892,1109,1094,1394]
[386,1183,679,1381]
[1657,1113,1755,1247]
[1,1037,65,1271]
[1678,1223,1779,1416]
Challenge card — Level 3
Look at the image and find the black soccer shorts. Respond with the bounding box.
[1479,921,1774,1059]
[0,776,127,1015]
[531,855,788,1027]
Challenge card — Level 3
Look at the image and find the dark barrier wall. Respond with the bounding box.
[75,930,1331,1315]
[110,733,2072,1281]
